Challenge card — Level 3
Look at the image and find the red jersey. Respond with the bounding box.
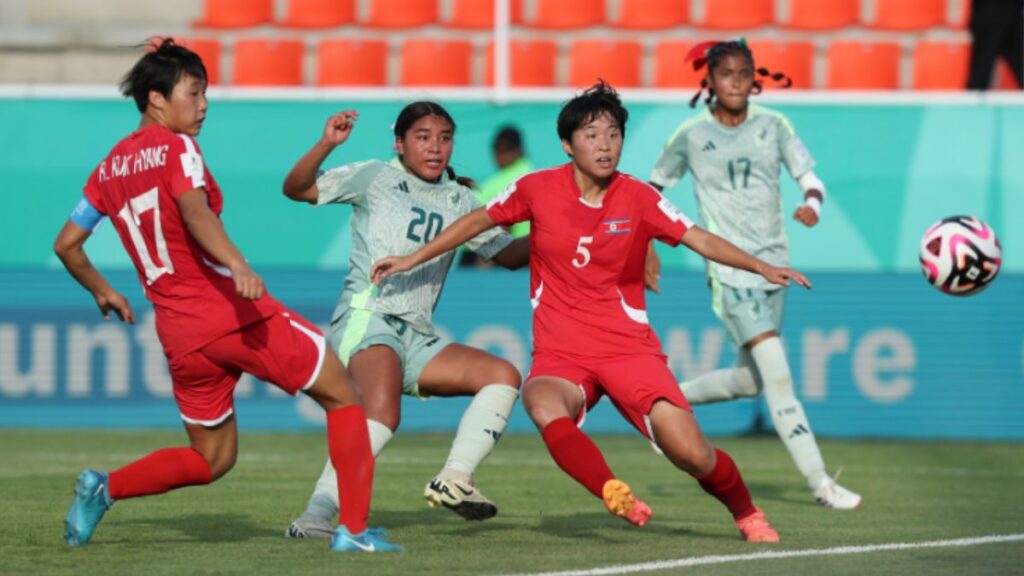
[83,124,282,359]
[487,163,693,359]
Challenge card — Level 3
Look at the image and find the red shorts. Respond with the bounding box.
[527,351,691,440]
[167,310,326,426]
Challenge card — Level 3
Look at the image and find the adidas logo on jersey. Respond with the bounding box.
[396,181,409,193]
[702,141,716,151]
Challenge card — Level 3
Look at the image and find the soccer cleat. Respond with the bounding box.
[424,475,498,521]
[602,479,652,528]
[64,469,114,547]
[814,477,863,510]
[285,512,335,540]
[735,507,780,543]
[330,526,405,553]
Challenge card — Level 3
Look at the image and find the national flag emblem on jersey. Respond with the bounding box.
[602,219,631,235]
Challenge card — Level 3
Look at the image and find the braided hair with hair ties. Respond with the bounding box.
[686,40,793,109]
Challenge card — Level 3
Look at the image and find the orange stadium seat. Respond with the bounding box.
[232,39,305,86]
[912,41,969,90]
[519,0,604,29]
[569,40,642,88]
[442,0,523,28]
[653,40,709,88]
[826,41,902,89]
[365,0,437,28]
[995,60,1022,90]
[780,0,858,30]
[700,0,773,29]
[279,0,355,28]
[869,0,945,30]
[747,40,815,89]
[400,40,473,86]
[316,39,389,86]
[179,39,223,85]
[194,0,272,28]
[609,0,689,29]
[485,40,558,86]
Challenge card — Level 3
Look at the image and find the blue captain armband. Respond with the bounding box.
[69,196,105,232]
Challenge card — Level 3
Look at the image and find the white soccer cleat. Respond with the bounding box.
[424,475,498,521]
[813,477,863,510]
[285,512,335,539]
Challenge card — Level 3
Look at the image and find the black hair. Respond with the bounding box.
[120,37,207,113]
[393,101,473,187]
[557,80,628,142]
[493,125,523,153]
[689,41,793,108]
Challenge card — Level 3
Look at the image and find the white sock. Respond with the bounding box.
[750,337,828,490]
[305,419,393,519]
[441,384,518,477]
[680,349,760,404]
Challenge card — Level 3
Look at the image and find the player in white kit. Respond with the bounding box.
[282,104,528,538]
[648,40,862,510]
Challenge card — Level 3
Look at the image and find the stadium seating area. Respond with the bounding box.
[0,0,1019,90]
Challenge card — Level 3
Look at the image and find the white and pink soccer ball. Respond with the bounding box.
[919,215,1002,296]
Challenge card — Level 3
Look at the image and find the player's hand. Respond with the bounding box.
[644,243,662,294]
[793,205,819,228]
[322,110,359,147]
[758,263,812,290]
[95,291,136,324]
[371,255,415,284]
[231,263,265,300]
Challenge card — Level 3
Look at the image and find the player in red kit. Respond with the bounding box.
[372,82,811,542]
[53,38,401,553]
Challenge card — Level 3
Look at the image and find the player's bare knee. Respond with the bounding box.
[487,360,522,390]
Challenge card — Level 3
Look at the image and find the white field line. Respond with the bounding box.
[501,534,1024,576]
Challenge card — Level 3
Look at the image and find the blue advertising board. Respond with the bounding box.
[1,270,1020,439]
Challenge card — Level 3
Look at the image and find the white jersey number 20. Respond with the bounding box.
[572,236,594,268]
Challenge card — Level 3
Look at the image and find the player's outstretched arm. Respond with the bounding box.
[177,188,265,300]
[53,220,136,323]
[283,110,359,204]
[681,226,812,289]
[372,208,498,283]
[491,236,530,270]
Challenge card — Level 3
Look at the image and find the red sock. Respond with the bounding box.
[696,448,756,520]
[328,405,374,535]
[108,447,213,500]
[541,417,615,499]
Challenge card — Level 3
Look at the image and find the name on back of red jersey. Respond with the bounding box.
[98,145,169,182]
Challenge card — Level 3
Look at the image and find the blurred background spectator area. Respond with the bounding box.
[0,0,1018,90]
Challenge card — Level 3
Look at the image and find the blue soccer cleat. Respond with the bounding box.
[64,469,114,547]
[330,525,405,553]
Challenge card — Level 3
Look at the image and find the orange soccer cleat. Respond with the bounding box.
[602,479,652,527]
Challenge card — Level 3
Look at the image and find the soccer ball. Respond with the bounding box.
[919,215,1002,296]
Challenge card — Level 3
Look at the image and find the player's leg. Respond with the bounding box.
[646,401,776,541]
[679,349,760,404]
[64,348,238,547]
[291,344,404,540]
[230,310,398,552]
[287,309,404,539]
[416,343,521,520]
[745,330,861,509]
[680,286,766,404]
[524,358,649,526]
[303,348,402,552]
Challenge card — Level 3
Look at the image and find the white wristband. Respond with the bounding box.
[804,196,822,217]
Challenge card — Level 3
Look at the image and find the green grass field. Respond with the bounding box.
[2,430,1022,576]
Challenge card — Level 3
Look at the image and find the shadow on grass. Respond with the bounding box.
[115,513,276,543]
